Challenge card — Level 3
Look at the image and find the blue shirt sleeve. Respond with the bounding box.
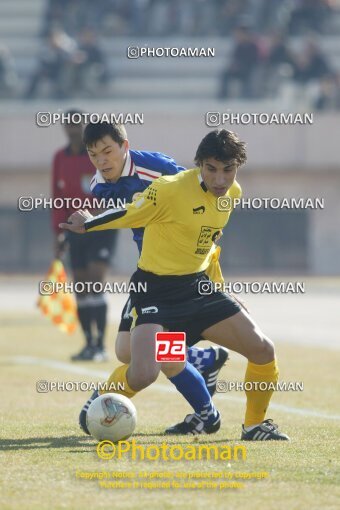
[91,180,132,202]
[130,150,185,175]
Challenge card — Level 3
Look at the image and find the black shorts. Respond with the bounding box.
[128,268,241,347]
[67,230,117,270]
[117,297,206,347]
[118,297,133,332]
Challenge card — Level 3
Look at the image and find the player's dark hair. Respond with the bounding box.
[194,129,247,167]
[83,122,127,147]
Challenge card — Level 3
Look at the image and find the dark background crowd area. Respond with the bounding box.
[42,0,336,38]
[1,0,340,109]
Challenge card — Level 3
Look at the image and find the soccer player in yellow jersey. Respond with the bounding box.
[61,130,289,440]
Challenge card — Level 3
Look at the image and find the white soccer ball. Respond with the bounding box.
[86,393,137,442]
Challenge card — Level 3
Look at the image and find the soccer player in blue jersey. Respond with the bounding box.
[62,129,289,440]
[78,122,229,435]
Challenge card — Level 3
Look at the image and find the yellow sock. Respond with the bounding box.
[99,364,137,399]
[244,359,279,427]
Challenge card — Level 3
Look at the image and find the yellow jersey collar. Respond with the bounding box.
[197,170,208,192]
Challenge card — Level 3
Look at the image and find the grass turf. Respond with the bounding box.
[0,312,340,510]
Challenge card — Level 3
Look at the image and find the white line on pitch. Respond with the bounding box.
[5,355,340,422]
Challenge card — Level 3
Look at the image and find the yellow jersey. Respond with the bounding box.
[85,167,242,276]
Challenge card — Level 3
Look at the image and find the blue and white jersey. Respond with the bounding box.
[90,150,185,253]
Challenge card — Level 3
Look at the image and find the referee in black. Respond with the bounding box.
[51,110,117,361]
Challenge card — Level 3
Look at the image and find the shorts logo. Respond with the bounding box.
[193,205,205,214]
[155,332,186,362]
[141,306,158,314]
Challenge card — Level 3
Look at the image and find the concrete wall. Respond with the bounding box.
[0,109,339,171]
[0,110,339,274]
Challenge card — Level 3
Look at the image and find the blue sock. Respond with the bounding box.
[187,347,216,373]
[169,362,218,424]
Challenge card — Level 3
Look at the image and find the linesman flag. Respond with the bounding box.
[37,259,78,334]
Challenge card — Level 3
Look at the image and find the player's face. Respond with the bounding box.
[87,135,129,182]
[200,158,239,197]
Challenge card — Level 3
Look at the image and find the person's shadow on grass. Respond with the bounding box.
[0,435,95,451]
[0,433,236,451]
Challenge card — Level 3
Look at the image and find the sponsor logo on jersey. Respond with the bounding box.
[195,226,223,254]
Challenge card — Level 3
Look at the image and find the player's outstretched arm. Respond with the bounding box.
[60,179,172,234]
[83,180,173,233]
[59,209,94,234]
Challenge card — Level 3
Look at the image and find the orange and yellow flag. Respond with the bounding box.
[37,259,78,334]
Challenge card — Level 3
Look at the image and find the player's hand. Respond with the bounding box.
[59,209,93,234]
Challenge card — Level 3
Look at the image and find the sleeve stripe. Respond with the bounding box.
[128,160,134,176]
[136,167,162,180]
[136,173,154,182]
[85,208,127,230]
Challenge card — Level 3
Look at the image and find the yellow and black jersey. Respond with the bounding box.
[85,167,242,275]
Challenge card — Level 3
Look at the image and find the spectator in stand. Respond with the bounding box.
[292,40,330,85]
[25,29,80,99]
[315,73,340,110]
[219,24,259,98]
[266,33,293,68]
[52,110,117,361]
[72,28,111,95]
[217,0,249,36]
[42,0,68,36]
[288,0,332,35]
[0,45,18,98]
[42,0,94,36]
[262,32,294,96]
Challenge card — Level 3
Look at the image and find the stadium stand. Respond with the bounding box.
[0,0,340,104]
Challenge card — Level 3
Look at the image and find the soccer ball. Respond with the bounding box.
[86,393,137,442]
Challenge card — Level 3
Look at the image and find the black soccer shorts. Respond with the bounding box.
[127,268,241,347]
[67,230,117,270]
